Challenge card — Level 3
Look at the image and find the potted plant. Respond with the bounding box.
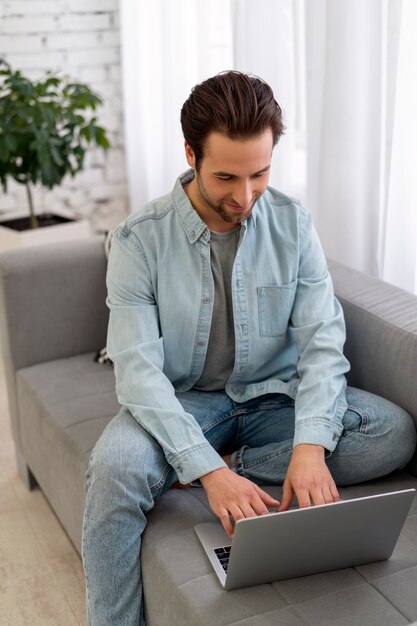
[0,57,110,250]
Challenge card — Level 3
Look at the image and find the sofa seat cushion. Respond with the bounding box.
[17,352,119,456]
[143,475,417,626]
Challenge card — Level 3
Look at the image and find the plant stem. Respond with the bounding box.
[25,181,39,229]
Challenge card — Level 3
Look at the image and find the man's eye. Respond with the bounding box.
[217,176,232,181]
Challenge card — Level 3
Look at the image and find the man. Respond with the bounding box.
[82,71,416,625]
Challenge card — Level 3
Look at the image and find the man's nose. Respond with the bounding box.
[233,180,253,208]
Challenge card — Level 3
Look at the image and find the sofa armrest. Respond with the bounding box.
[0,236,109,371]
[328,259,417,429]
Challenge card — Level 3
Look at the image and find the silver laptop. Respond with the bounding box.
[194,488,415,590]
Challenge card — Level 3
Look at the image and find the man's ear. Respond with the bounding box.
[184,142,196,169]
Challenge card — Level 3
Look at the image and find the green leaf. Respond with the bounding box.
[80,126,91,142]
[44,77,60,89]
[5,133,17,152]
[50,142,64,166]
[72,145,85,170]
[95,126,110,149]
[0,58,11,72]
[0,139,10,163]
[43,106,57,129]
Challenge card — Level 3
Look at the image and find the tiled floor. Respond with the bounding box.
[0,356,87,626]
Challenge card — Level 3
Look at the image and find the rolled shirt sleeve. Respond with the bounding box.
[290,207,350,452]
[106,226,226,483]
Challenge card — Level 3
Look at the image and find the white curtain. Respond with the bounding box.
[382,0,417,293]
[305,0,417,293]
[119,0,232,212]
[119,0,299,211]
[120,0,417,294]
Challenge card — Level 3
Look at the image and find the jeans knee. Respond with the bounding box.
[374,402,417,471]
[395,409,417,467]
[86,428,134,493]
[364,394,416,456]
[85,411,147,489]
[330,398,417,485]
[85,411,173,502]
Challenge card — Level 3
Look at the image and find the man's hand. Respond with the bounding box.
[200,468,281,537]
[279,444,340,511]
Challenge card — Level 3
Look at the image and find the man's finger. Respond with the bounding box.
[256,486,281,508]
[219,507,234,537]
[320,482,340,504]
[237,503,260,519]
[309,487,325,507]
[229,504,246,524]
[330,482,340,502]
[278,481,294,511]
[322,485,336,504]
[295,488,311,509]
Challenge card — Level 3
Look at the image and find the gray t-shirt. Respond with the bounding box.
[194,227,241,391]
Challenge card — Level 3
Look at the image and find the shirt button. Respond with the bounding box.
[197,341,205,348]
[202,297,210,304]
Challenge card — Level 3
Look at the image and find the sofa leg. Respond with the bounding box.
[15,447,37,490]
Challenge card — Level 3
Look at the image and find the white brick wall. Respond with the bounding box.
[2,1,57,14]
[0,0,129,233]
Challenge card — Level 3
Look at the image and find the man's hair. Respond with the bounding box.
[180,70,285,169]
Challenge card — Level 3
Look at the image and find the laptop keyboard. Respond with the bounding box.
[214,546,231,572]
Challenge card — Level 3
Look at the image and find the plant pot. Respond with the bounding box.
[0,210,91,252]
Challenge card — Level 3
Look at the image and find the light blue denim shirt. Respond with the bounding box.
[106,170,350,483]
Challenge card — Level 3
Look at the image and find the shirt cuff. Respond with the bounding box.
[293,418,343,453]
[168,442,227,484]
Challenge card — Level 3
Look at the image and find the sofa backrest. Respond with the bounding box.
[329,259,417,475]
[0,237,109,371]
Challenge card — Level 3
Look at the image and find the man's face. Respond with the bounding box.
[184,129,273,232]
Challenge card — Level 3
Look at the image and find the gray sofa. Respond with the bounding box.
[1,236,417,626]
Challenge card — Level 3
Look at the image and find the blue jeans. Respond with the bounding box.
[82,387,416,626]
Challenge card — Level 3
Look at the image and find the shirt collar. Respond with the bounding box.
[172,169,257,244]
[172,170,209,244]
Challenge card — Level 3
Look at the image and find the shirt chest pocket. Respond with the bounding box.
[257,282,297,337]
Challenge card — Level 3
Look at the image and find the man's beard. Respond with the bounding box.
[195,174,259,224]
